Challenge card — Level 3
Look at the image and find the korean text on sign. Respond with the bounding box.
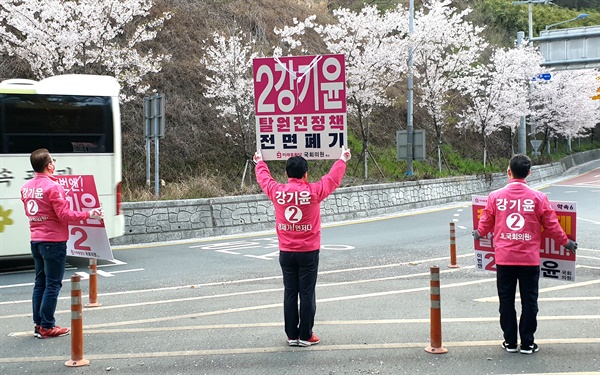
[56,175,113,260]
[471,195,576,281]
[253,54,347,160]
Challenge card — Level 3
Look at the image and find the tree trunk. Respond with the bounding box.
[363,139,368,179]
[437,144,441,173]
[434,119,442,173]
[483,134,488,168]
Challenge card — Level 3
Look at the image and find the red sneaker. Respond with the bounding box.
[298,333,320,347]
[36,326,70,339]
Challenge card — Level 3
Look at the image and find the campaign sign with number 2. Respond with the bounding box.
[56,175,114,260]
[472,195,576,282]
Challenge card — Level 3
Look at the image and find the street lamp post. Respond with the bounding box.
[545,14,589,30]
[512,0,550,40]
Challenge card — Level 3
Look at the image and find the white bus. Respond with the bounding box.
[0,75,125,257]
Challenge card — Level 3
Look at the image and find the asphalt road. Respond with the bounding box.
[1,162,599,375]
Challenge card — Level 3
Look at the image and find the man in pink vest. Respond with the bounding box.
[474,154,577,354]
[254,146,351,347]
[21,148,104,339]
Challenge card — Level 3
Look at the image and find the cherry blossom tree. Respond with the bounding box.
[200,28,262,187]
[0,0,172,99]
[457,45,542,167]
[530,69,600,152]
[200,29,261,153]
[412,0,487,172]
[275,5,410,178]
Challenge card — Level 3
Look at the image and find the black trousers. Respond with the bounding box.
[496,264,540,346]
[279,250,319,341]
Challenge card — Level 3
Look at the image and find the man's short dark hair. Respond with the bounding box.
[30,148,51,173]
[286,156,309,179]
[509,154,531,179]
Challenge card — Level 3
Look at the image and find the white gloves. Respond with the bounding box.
[340,145,351,162]
[253,151,263,164]
[89,208,105,220]
[472,230,482,240]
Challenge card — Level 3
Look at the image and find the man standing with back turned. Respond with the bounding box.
[254,146,351,347]
[21,148,104,339]
[473,154,577,354]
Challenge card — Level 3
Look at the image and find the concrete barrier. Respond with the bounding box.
[111,151,598,246]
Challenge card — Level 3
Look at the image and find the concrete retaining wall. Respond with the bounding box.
[111,150,599,246]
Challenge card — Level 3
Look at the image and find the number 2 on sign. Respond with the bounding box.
[71,227,91,251]
[485,253,496,271]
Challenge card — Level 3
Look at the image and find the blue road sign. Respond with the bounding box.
[532,73,552,81]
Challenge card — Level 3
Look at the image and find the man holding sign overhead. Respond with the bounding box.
[20,148,104,339]
[254,146,351,347]
[472,154,577,354]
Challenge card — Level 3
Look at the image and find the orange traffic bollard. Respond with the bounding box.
[425,266,448,354]
[448,222,460,268]
[85,258,102,307]
[65,275,90,367]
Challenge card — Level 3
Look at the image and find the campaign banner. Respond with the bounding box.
[56,175,114,260]
[471,195,576,281]
[253,54,347,160]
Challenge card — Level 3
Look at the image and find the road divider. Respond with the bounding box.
[425,266,448,354]
[65,275,90,367]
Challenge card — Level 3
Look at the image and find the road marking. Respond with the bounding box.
[112,203,473,251]
[1,277,495,323]
[8,315,600,338]
[0,268,145,293]
[1,338,599,363]
[474,279,600,302]
[578,217,600,225]
[244,251,279,260]
[579,265,600,270]
[576,255,600,261]
[579,248,600,252]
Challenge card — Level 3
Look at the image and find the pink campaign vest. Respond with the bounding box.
[256,160,346,252]
[477,179,568,266]
[21,173,89,242]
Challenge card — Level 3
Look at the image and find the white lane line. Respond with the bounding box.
[0,267,482,319]
[0,268,145,291]
[579,265,600,270]
[1,338,599,363]
[576,255,600,261]
[0,264,475,307]
[578,248,600,253]
[578,217,600,225]
[474,279,600,302]
[8,315,600,338]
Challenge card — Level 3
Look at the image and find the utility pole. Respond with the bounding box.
[516,31,527,155]
[405,0,415,176]
[511,0,550,155]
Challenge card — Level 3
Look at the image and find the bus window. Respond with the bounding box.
[0,75,124,258]
[0,94,114,154]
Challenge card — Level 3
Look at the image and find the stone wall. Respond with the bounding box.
[111,151,600,246]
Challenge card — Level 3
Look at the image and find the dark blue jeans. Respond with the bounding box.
[496,264,540,346]
[279,250,319,341]
[31,241,67,329]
